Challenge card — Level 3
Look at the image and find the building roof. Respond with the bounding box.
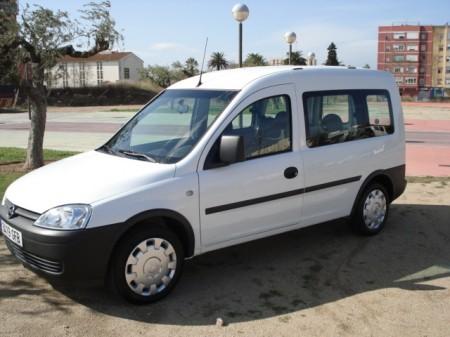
[169,66,389,90]
[60,51,134,63]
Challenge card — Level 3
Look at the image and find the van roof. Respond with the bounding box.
[169,66,391,90]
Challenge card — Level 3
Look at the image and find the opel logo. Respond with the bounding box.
[7,205,16,219]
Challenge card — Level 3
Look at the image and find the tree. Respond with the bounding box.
[283,50,307,66]
[244,53,267,67]
[208,52,228,71]
[141,65,172,88]
[325,42,339,66]
[172,57,199,78]
[0,0,19,85]
[0,1,122,170]
[184,57,199,77]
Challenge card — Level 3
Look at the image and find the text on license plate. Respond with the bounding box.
[1,220,23,247]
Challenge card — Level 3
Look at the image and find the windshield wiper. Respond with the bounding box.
[118,149,157,163]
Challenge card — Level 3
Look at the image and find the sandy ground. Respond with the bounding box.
[0,180,449,337]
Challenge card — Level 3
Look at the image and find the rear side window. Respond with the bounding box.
[303,90,393,148]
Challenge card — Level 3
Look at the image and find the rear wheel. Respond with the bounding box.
[351,183,389,235]
[112,225,184,304]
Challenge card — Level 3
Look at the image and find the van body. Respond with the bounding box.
[0,66,406,303]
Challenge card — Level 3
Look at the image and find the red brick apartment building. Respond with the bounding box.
[378,25,433,97]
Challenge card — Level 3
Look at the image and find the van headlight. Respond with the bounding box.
[34,204,92,230]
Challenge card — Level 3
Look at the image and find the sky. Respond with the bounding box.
[21,0,450,68]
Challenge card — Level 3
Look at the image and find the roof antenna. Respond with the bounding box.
[197,37,208,87]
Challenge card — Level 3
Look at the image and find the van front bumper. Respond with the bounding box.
[0,205,125,284]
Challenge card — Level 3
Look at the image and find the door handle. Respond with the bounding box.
[284,166,298,179]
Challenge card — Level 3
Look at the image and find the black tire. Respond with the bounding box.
[111,225,184,304]
[351,183,390,235]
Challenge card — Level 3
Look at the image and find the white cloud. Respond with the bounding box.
[150,42,182,51]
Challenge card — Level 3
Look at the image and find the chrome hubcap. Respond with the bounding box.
[125,238,177,296]
[363,189,387,230]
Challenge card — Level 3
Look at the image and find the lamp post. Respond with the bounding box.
[232,4,249,67]
[284,32,297,65]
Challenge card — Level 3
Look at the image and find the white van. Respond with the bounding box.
[1,66,406,303]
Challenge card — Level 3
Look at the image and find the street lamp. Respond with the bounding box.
[284,31,297,65]
[232,3,249,68]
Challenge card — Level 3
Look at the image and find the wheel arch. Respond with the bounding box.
[105,209,196,275]
[350,170,394,218]
[123,209,196,258]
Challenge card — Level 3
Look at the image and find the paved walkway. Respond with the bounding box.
[1,107,449,176]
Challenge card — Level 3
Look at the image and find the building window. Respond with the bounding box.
[394,67,403,73]
[385,46,391,51]
[386,57,391,62]
[124,67,130,79]
[419,78,425,86]
[79,63,86,87]
[407,32,419,39]
[406,66,417,73]
[393,55,405,62]
[420,44,426,51]
[404,77,417,85]
[393,44,405,51]
[407,44,419,51]
[62,63,68,88]
[419,67,424,73]
[406,54,418,62]
[393,32,406,40]
[97,61,103,85]
[45,72,52,88]
[395,77,403,84]
[420,33,426,39]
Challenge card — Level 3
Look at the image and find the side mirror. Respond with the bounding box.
[219,135,245,165]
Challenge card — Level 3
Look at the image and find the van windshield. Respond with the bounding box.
[99,89,238,164]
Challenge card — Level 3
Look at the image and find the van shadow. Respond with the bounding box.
[54,203,450,325]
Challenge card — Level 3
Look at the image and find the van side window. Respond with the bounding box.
[303,90,393,148]
[226,95,292,159]
[365,94,394,135]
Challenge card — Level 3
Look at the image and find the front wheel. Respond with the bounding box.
[112,226,184,304]
[351,183,389,235]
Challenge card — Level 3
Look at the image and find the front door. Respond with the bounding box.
[198,84,304,250]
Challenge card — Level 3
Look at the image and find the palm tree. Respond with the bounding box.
[244,53,267,67]
[208,52,229,71]
[184,57,199,76]
[283,51,307,66]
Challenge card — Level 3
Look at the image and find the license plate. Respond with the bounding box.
[1,220,23,247]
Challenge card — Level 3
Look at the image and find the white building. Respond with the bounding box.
[47,51,144,88]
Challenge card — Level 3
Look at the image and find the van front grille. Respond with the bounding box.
[4,199,40,221]
[5,239,63,275]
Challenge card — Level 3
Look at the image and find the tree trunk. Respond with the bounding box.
[23,81,47,170]
[22,64,47,170]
